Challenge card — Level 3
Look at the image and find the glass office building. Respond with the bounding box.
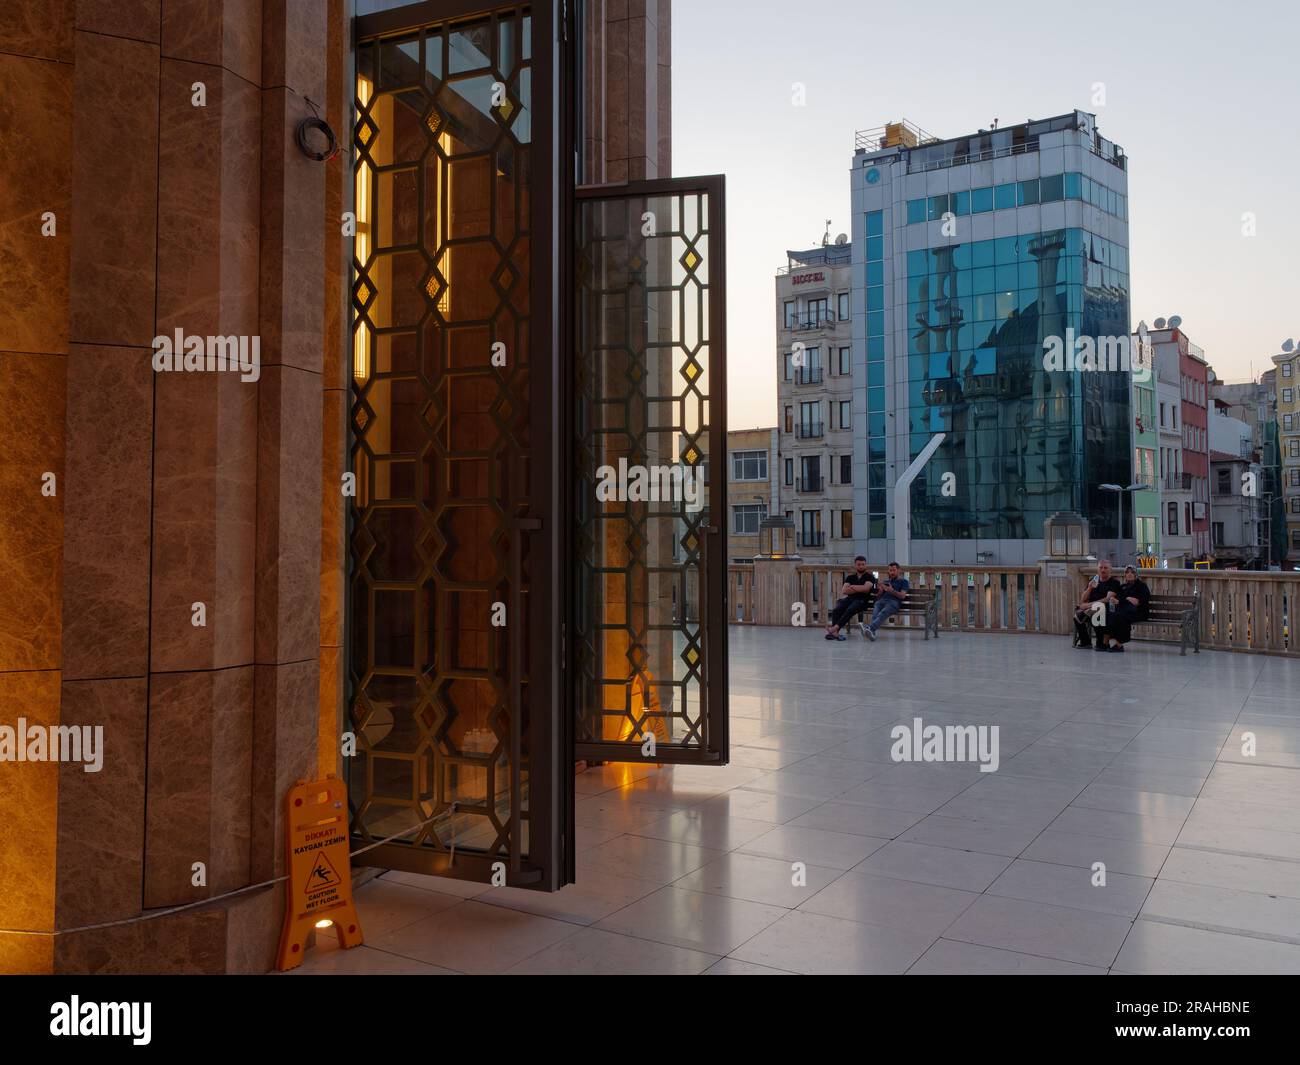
[851,113,1132,564]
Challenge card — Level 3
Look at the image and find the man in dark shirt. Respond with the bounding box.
[862,562,909,641]
[1103,565,1151,651]
[825,556,877,641]
[1074,559,1123,650]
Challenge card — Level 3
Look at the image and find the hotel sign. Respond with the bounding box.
[791,270,825,286]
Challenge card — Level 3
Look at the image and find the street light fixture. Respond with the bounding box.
[1099,482,1148,559]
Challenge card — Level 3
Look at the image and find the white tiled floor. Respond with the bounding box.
[294,627,1300,975]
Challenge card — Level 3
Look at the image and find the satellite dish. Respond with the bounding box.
[1168,315,1182,328]
[1283,338,1295,352]
[1154,318,1167,329]
[835,233,848,245]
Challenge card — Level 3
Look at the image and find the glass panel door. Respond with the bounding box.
[347,2,567,889]
[573,178,728,765]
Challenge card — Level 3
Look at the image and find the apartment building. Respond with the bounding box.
[775,243,856,559]
[1130,330,1160,559]
[1209,407,1262,566]
[1155,357,1194,566]
[727,427,780,561]
[1274,345,1300,563]
[1151,325,1210,561]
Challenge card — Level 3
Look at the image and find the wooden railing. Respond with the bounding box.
[797,565,1042,633]
[1076,567,1296,656]
[727,562,1299,656]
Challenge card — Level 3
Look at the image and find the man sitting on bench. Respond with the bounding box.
[862,562,909,642]
[825,555,877,642]
[1073,559,1123,651]
[1102,565,1151,652]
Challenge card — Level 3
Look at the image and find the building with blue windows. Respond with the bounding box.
[850,112,1132,564]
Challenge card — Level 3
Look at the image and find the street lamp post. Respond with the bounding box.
[1100,482,1147,561]
[1260,491,1276,570]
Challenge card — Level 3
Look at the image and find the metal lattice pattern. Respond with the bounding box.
[348,11,533,860]
[574,191,714,751]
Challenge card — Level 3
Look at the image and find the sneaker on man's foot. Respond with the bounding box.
[865,627,877,642]
[837,633,847,641]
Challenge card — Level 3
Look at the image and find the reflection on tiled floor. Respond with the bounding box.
[294,627,1300,975]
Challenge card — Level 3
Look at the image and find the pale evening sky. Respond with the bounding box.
[670,0,1300,429]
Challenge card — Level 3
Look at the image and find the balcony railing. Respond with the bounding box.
[787,313,839,332]
[794,367,824,386]
[1162,473,1193,491]
[798,531,825,548]
[796,476,823,493]
[796,421,824,439]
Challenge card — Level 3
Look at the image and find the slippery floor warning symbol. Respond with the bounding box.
[308,852,341,892]
[276,776,364,971]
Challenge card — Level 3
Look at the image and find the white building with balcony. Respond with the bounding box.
[1156,371,1194,565]
[1209,409,1262,565]
[775,242,855,559]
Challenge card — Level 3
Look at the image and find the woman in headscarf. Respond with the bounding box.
[1104,565,1151,652]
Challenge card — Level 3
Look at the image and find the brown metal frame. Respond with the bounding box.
[347,0,573,892]
[571,175,729,767]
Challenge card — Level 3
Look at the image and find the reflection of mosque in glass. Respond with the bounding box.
[904,228,1131,540]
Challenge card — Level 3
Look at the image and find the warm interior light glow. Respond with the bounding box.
[438,130,451,315]
[353,74,374,381]
[315,919,334,929]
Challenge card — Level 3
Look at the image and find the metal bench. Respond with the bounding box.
[1132,592,1201,656]
[856,588,940,640]
[1075,591,1201,655]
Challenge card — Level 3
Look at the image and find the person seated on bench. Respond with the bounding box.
[825,555,877,642]
[862,562,909,642]
[1073,559,1123,651]
[1102,565,1151,652]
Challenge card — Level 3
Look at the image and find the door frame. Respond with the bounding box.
[347,0,574,892]
[569,175,729,767]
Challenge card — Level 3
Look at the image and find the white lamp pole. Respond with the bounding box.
[894,432,946,566]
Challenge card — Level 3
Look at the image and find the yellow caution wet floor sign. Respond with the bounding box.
[277,776,364,971]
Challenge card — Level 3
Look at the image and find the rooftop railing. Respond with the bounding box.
[728,562,1299,656]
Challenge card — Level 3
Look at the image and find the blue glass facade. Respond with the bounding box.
[905,171,1128,225]
[904,228,1131,539]
[865,209,887,538]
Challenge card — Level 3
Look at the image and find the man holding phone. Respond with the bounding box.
[861,562,909,641]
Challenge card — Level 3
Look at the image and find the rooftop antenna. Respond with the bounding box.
[821,219,832,247]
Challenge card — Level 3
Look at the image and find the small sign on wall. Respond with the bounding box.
[1045,562,1067,578]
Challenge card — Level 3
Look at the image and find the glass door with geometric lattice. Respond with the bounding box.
[347,2,569,890]
[573,178,729,766]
